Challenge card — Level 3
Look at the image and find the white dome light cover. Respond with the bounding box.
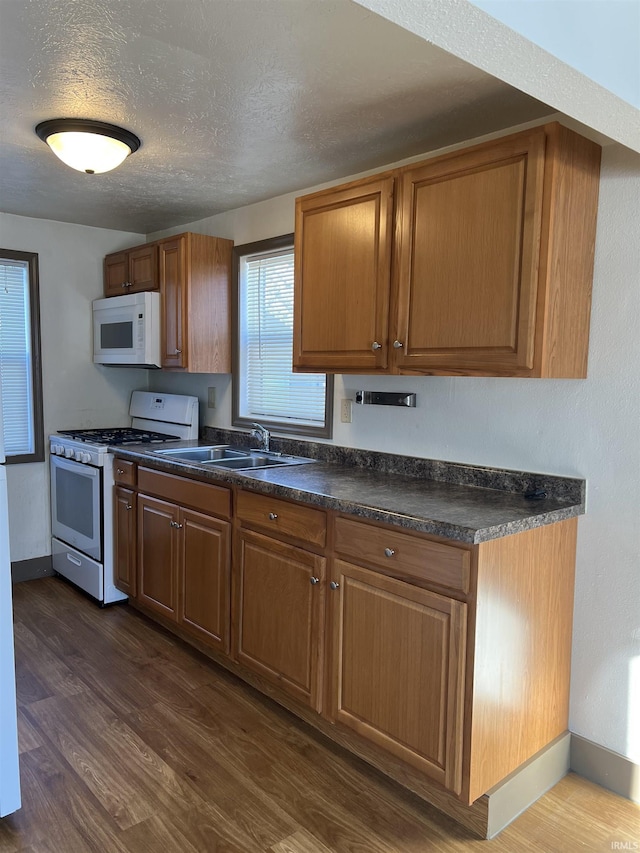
[35,119,141,174]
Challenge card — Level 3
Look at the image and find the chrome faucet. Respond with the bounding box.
[251,422,270,453]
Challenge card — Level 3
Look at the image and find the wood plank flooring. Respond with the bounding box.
[2,577,638,853]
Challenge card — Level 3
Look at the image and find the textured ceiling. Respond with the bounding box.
[0,0,553,234]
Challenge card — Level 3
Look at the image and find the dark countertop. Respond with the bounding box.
[112,439,585,544]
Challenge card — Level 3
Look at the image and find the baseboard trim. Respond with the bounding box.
[571,734,640,804]
[11,555,54,583]
[484,732,571,838]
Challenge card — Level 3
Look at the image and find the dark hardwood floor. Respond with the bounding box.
[1,577,638,852]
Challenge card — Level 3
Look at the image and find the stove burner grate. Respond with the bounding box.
[58,427,181,445]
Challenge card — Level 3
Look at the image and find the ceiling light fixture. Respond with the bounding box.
[35,119,141,175]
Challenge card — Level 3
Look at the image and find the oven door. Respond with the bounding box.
[50,455,102,561]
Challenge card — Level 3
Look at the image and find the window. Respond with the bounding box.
[233,235,333,438]
[0,250,44,463]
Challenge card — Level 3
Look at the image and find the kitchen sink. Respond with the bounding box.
[152,445,252,462]
[152,445,315,470]
[205,454,315,470]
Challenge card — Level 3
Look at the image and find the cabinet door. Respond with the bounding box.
[114,487,136,598]
[104,252,128,297]
[294,176,394,372]
[234,529,326,710]
[137,494,179,620]
[330,560,466,794]
[393,129,546,375]
[160,236,187,369]
[128,244,158,293]
[179,508,230,653]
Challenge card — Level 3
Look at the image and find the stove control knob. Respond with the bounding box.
[51,444,60,455]
[81,452,92,464]
[73,450,84,461]
[64,448,75,458]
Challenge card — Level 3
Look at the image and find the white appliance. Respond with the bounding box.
[93,291,161,368]
[0,382,21,817]
[49,391,198,604]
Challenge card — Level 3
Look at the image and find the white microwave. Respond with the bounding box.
[93,291,161,368]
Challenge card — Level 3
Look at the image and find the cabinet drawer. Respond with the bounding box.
[113,459,136,487]
[236,490,327,547]
[334,516,470,593]
[138,467,231,519]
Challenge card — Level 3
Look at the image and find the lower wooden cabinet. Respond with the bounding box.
[137,494,179,620]
[180,507,230,652]
[114,487,136,598]
[329,560,466,794]
[116,469,577,818]
[233,529,326,711]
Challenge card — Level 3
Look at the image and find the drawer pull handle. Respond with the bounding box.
[268,512,278,520]
[384,547,395,558]
[66,553,82,567]
[116,468,125,475]
[330,581,340,590]
[310,576,320,585]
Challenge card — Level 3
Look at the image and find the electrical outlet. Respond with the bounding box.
[340,398,352,423]
[207,387,216,409]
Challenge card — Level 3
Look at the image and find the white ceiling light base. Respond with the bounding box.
[35,119,141,174]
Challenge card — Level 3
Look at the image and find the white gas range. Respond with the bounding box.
[49,391,199,604]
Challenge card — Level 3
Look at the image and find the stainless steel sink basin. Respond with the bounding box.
[152,445,252,462]
[206,453,315,470]
[152,444,315,470]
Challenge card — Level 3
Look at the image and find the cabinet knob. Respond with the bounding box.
[371,341,382,351]
[329,581,340,590]
[268,512,278,520]
[384,547,395,558]
[170,520,183,529]
[310,576,320,585]
[175,348,182,355]
[121,281,132,288]
[393,340,404,349]
[116,468,125,475]
[125,504,132,511]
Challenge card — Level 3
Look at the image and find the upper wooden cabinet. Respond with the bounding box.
[104,243,158,297]
[103,232,233,373]
[159,232,233,373]
[294,123,601,378]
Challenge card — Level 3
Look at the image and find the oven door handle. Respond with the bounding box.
[51,456,99,477]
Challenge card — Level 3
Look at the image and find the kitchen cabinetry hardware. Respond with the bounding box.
[329,580,340,590]
[393,340,404,348]
[310,576,320,585]
[384,547,395,557]
[116,468,125,475]
[125,504,132,511]
[371,341,382,351]
[268,512,278,520]
[174,348,182,354]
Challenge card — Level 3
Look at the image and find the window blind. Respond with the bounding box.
[239,248,326,427]
[0,259,35,456]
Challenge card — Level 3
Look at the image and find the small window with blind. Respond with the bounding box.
[0,250,44,463]
[233,235,333,438]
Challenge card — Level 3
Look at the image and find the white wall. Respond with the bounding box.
[0,213,148,562]
[148,136,640,765]
[470,0,640,109]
